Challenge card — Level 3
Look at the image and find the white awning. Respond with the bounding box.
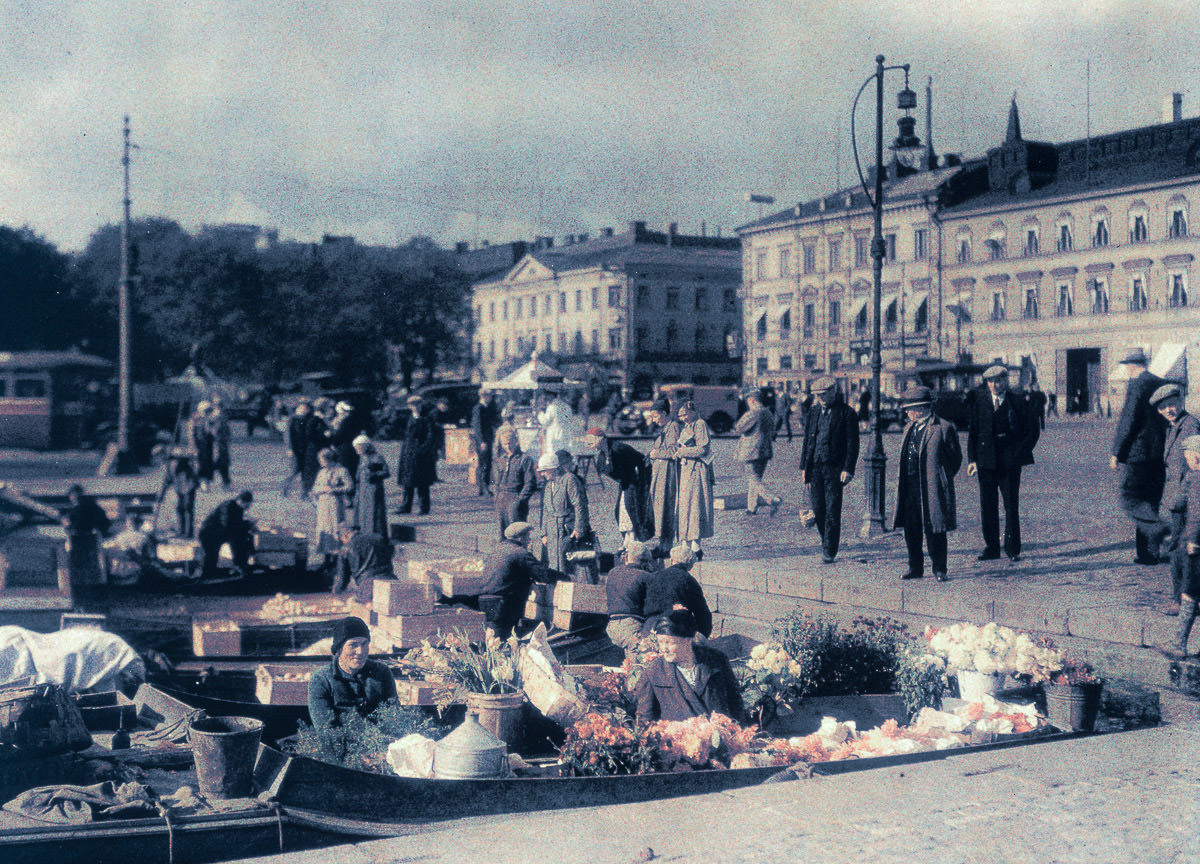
[849,296,869,318]
[1151,343,1187,381]
[905,292,928,327]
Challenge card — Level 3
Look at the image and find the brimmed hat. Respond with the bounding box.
[331,616,370,656]
[900,386,933,408]
[536,452,557,471]
[504,521,533,540]
[982,365,1008,381]
[1150,383,1182,406]
[406,394,423,406]
[1119,348,1150,365]
[652,609,698,639]
[352,433,371,447]
[555,448,574,468]
[812,376,836,394]
[1184,434,1200,454]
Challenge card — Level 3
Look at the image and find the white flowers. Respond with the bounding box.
[925,622,1064,682]
[748,643,804,679]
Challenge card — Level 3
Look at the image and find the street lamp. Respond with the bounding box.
[851,55,913,536]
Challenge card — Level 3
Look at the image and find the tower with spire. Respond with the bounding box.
[987,98,1057,195]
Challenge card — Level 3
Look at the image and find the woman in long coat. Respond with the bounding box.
[352,435,390,536]
[674,400,714,553]
[646,398,681,548]
[538,450,591,576]
[312,448,353,557]
[396,399,439,515]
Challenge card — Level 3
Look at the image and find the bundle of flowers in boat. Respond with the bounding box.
[413,630,522,708]
[925,622,1063,698]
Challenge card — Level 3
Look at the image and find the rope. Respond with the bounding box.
[270,801,285,853]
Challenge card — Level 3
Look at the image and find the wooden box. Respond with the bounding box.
[394,679,445,706]
[378,608,486,649]
[524,600,554,624]
[553,582,608,615]
[373,578,437,617]
[255,664,313,706]
[255,529,308,553]
[192,619,243,656]
[76,691,136,731]
[157,541,199,564]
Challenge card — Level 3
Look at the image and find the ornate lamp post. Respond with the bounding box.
[851,55,915,535]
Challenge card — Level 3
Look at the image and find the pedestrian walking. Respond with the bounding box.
[673,401,715,556]
[1110,348,1168,565]
[1152,384,1200,614]
[352,435,390,536]
[1047,392,1058,417]
[158,447,199,538]
[470,391,499,496]
[283,400,312,498]
[646,397,681,550]
[395,395,438,515]
[966,365,1039,562]
[585,426,654,547]
[1028,384,1047,430]
[894,386,962,582]
[312,447,353,566]
[776,388,794,441]
[799,377,860,563]
[189,401,215,489]
[62,483,111,585]
[537,449,590,576]
[735,388,782,516]
[210,402,232,489]
[493,427,537,538]
[1160,435,1200,659]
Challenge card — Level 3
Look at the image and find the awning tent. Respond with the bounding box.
[1150,342,1187,383]
[487,355,567,390]
[906,292,929,328]
[946,291,973,323]
[849,296,869,319]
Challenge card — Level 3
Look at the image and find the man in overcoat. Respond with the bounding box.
[537,449,590,576]
[735,388,781,516]
[799,377,860,563]
[894,386,962,582]
[585,427,653,544]
[966,365,1039,562]
[1153,384,1200,612]
[1111,348,1167,565]
[470,391,499,496]
[492,428,537,537]
[396,395,438,515]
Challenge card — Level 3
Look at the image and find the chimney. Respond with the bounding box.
[602,227,614,237]
[454,241,469,254]
[577,232,588,243]
[667,222,678,246]
[1164,92,1183,123]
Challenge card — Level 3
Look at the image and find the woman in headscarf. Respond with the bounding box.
[352,435,390,536]
[675,400,715,556]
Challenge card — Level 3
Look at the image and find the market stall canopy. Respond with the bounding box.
[487,355,567,390]
[1150,342,1187,383]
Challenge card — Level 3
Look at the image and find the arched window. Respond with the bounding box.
[755,314,767,341]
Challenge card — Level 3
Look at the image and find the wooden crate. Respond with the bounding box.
[157,541,199,564]
[553,582,608,615]
[373,578,437,617]
[76,691,136,731]
[255,664,312,706]
[523,599,554,624]
[192,619,242,656]
[256,529,308,553]
[378,608,486,649]
[394,679,447,706]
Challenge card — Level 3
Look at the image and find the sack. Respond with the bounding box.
[0,682,93,761]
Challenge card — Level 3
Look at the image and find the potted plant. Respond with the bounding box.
[1042,657,1103,732]
[423,631,525,745]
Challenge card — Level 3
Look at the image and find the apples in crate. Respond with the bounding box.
[255,665,313,706]
[192,619,243,656]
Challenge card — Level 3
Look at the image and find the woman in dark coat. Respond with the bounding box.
[396,398,439,515]
[352,435,390,535]
[636,610,743,723]
[584,427,652,544]
[62,484,111,585]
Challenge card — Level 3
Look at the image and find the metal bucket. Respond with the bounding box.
[188,716,264,798]
[433,712,507,779]
[465,691,525,746]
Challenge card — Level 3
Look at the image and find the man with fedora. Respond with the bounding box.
[1153,383,1199,613]
[799,376,860,563]
[894,386,962,582]
[1111,348,1167,565]
[734,387,782,516]
[396,394,438,515]
[967,365,1039,562]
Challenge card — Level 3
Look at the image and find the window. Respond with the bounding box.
[695,287,707,311]
[803,303,815,338]
[1170,273,1188,308]
[1130,277,1148,311]
[1130,214,1147,242]
[884,233,896,263]
[1024,229,1039,256]
[723,289,737,312]
[855,236,870,268]
[574,331,584,353]
[474,342,482,361]
[665,286,679,310]
[828,353,842,372]
[756,357,769,374]
[502,300,509,320]
[488,340,495,360]
[591,329,599,351]
[637,285,649,307]
[1057,224,1073,252]
[545,293,553,315]
[988,291,1004,321]
[957,237,971,263]
[755,250,768,279]
[515,336,524,355]
[1056,283,1073,316]
[1024,287,1039,319]
[1171,209,1188,239]
[1090,278,1110,314]
[803,244,816,274]
[803,353,818,369]
[559,292,567,313]
[591,287,599,309]
[780,309,791,340]
[608,327,622,350]
[502,338,509,358]
[986,238,1004,261]
[1093,219,1109,247]
[473,305,481,325]
[828,300,841,336]
[779,355,793,371]
[529,295,537,318]
[755,314,767,341]
[558,333,567,352]
[544,332,552,352]
[828,237,841,270]
[608,286,621,307]
[855,303,868,335]
[913,228,928,261]
[778,248,791,277]
[514,297,523,319]
[575,290,582,312]
[489,302,496,322]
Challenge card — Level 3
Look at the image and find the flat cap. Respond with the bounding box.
[812,376,836,394]
[900,385,933,408]
[1184,434,1200,454]
[1150,383,1182,406]
[504,521,533,539]
[1119,347,1150,365]
[982,365,1008,381]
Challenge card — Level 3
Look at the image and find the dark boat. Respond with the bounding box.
[148,680,309,744]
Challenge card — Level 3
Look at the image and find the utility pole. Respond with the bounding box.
[116,116,135,473]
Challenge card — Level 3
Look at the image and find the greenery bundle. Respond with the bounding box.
[286,701,449,773]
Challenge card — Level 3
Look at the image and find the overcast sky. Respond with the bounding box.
[2,0,1195,252]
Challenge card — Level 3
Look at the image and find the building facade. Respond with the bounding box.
[470,222,742,394]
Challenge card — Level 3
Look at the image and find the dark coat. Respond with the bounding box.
[1113,370,1167,465]
[966,387,1038,470]
[1181,471,1200,551]
[640,566,712,637]
[329,413,363,479]
[479,540,556,603]
[307,658,398,728]
[1163,412,1200,513]
[493,449,537,505]
[604,562,652,619]
[635,645,744,723]
[894,414,962,533]
[397,412,439,488]
[287,414,309,460]
[64,497,111,536]
[160,457,199,500]
[470,401,499,452]
[596,440,653,539]
[198,498,252,543]
[799,400,860,477]
[354,452,390,535]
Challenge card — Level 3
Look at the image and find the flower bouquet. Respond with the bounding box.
[737,642,810,725]
[925,623,1064,700]
[1042,656,1103,732]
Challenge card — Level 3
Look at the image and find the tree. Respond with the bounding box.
[0,227,73,350]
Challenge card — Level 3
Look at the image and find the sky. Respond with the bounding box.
[1,0,1195,253]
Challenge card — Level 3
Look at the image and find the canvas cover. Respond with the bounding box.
[0,626,144,694]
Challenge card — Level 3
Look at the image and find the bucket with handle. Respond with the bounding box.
[188,716,264,798]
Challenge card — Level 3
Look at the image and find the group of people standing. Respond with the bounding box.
[184,400,233,491]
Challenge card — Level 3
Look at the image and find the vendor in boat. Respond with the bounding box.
[604,538,655,652]
[639,544,713,639]
[636,610,743,724]
[476,521,565,639]
[307,616,397,728]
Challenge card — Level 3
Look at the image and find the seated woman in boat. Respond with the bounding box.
[635,610,744,724]
[307,617,397,728]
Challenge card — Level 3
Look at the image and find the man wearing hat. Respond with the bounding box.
[799,376,860,563]
[198,490,255,581]
[396,395,438,515]
[735,388,782,516]
[283,400,312,498]
[635,609,743,723]
[469,390,499,496]
[584,427,653,546]
[493,427,537,537]
[307,616,397,728]
[894,387,962,581]
[966,365,1039,562]
[1111,348,1168,565]
[1154,384,1199,612]
[1161,436,1200,658]
[476,522,563,639]
[537,449,591,577]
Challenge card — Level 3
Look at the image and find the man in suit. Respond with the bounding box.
[735,388,781,516]
[470,391,499,496]
[894,387,962,582]
[1111,348,1168,565]
[967,365,1039,562]
[1152,384,1200,613]
[799,377,860,563]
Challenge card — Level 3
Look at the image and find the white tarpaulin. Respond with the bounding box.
[0,626,145,693]
[488,356,566,390]
[1150,343,1187,382]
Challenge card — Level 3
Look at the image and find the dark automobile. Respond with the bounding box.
[375,382,478,440]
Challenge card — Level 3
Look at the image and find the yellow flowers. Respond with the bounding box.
[748,643,802,679]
